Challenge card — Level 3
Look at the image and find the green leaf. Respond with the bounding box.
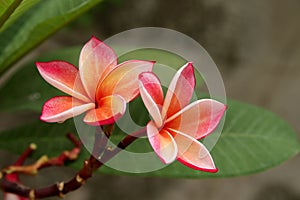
[0,0,22,28]
[0,0,40,30]
[0,47,80,112]
[0,120,78,158]
[0,0,103,75]
[0,0,14,17]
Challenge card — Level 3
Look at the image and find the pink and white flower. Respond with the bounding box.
[36,36,154,125]
[138,63,226,172]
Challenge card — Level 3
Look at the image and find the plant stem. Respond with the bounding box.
[3,133,81,175]
[0,127,146,199]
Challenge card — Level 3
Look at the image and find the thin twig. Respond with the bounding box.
[3,133,81,175]
[0,127,146,199]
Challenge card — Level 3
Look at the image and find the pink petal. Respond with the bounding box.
[83,95,126,126]
[4,193,26,200]
[36,61,90,102]
[96,60,154,103]
[166,99,226,139]
[162,62,195,119]
[41,96,95,123]
[79,36,118,100]
[147,122,177,164]
[172,130,217,172]
[139,72,164,127]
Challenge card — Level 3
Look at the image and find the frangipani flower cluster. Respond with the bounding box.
[37,36,226,172]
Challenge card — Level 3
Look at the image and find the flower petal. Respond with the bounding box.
[83,95,126,126]
[79,36,118,100]
[4,193,26,200]
[41,96,95,123]
[147,121,177,164]
[162,62,195,119]
[36,61,90,102]
[166,99,226,139]
[139,72,164,127]
[172,130,217,172]
[97,60,154,102]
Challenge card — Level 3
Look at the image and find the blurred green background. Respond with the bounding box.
[1,0,299,199]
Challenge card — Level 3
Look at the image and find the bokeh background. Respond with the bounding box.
[1,0,299,199]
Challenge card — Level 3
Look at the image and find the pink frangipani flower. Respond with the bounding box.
[138,63,226,172]
[36,37,154,125]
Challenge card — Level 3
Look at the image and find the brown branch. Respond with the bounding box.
[14,144,37,166]
[1,133,82,199]
[3,133,81,175]
[2,143,36,179]
[1,143,36,200]
[91,126,112,158]
[0,127,146,199]
[39,133,82,169]
[100,127,146,163]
